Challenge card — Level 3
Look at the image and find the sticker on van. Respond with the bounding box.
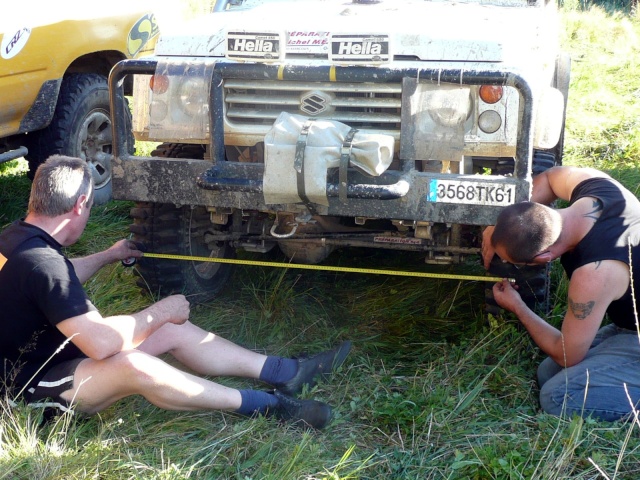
[1,28,31,60]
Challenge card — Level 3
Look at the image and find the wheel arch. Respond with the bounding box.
[18,50,132,136]
[66,51,134,95]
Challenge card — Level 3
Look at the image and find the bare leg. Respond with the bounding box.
[59,329,341,429]
[138,321,268,378]
[61,350,243,414]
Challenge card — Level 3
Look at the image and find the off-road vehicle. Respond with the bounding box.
[109,0,570,309]
[0,2,159,204]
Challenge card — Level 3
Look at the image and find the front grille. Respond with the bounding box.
[224,79,402,132]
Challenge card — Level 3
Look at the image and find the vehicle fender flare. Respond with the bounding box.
[18,79,61,133]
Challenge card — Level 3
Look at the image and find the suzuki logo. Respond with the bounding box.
[300,91,334,116]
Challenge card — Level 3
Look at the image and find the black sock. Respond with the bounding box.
[259,356,298,386]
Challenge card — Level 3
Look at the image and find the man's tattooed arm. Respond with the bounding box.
[568,297,596,320]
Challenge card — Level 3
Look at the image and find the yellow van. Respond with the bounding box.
[0,2,159,204]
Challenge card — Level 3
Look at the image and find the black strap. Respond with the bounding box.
[294,121,317,214]
[339,127,358,203]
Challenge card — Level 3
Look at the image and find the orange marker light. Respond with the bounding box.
[479,85,503,104]
[150,74,170,94]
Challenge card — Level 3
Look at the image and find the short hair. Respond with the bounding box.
[491,201,561,263]
[28,155,94,217]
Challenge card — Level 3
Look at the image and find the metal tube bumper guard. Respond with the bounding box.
[109,59,534,226]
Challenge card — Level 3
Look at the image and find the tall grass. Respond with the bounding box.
[2,6,640,480]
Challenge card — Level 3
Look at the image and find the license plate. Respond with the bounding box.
[428,179,516,207]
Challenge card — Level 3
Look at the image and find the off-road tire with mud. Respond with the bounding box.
[25,73,132,205]
[128,143,235,302]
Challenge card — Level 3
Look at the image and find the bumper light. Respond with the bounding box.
[479,85,503,104]
[478,110,502,134]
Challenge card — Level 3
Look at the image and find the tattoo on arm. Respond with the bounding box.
[583,199,603,221]
[568,297,596,320]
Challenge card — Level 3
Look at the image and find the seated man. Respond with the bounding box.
[0,155,351,429]
[483,166,640,421]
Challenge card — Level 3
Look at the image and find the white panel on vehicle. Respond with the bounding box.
[329,34,390,65]
[428,179,516,207]
[287,31,330,54]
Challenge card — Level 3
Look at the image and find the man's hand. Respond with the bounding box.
[71,238,144,283]
[58,294,191,360]
[481,226,496,269]
[154,295,190,326]
[106,238,144,264]
[492,279,526,314]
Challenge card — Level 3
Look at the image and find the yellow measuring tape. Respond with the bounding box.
[141,252,507,282]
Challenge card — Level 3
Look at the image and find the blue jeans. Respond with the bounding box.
[537,324,640,421]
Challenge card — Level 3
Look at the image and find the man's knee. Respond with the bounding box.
[537,365,587,417]
[538,379,566,416]
[87,350,163,391]
[538,369,640,421]
[63,351,163,414]
[537,357,563,388]
[119,350,163,377]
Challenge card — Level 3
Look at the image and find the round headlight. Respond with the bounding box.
[177,77,207,117]
[427,88,472,128]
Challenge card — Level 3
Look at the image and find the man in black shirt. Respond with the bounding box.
[483,166,640,421]
[0,155,351,429]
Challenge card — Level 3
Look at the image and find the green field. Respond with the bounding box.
[2,6,640,479]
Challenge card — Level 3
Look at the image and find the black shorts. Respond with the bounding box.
[28,358,85,414]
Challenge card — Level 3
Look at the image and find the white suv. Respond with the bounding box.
[109,0,569,309]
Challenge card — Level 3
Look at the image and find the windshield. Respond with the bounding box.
[212,0,544,11]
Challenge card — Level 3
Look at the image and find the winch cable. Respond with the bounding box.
[139,252,512,283]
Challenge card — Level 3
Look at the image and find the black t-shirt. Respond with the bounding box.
[561,177,640,330]
[0,220,97,401]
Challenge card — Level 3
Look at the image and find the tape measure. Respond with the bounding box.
[139,252,509,282]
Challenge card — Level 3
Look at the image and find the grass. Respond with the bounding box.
[3,5,640,480]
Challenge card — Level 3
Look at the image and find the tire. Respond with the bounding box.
[485,150,557,177]
[486,256,551,316]
[128,143,235,302]
[25,73,133,205]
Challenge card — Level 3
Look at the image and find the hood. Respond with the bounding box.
[154,0,555,65]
